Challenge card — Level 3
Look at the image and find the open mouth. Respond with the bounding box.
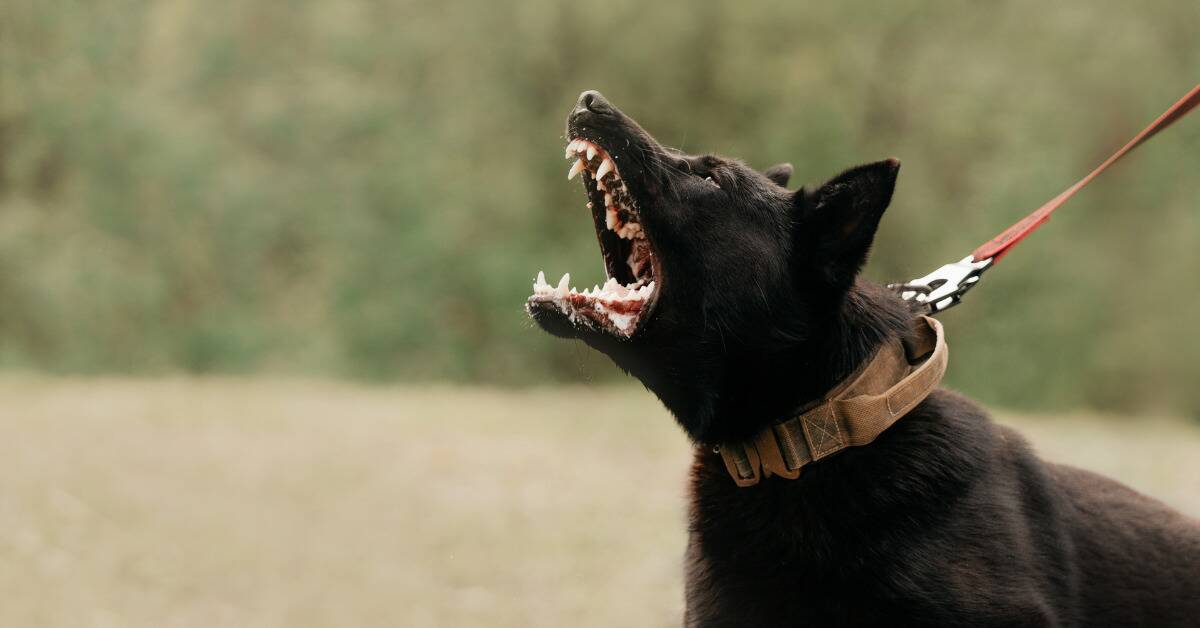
[526,137,660,337]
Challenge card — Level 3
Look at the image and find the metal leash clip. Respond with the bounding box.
[888,255,993,315]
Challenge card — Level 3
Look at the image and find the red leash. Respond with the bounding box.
[972,84,1200,263]
[895,84,1200,314]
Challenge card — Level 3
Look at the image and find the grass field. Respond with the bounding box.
[0,379,1197,627]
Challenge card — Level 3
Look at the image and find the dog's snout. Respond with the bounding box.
[575,90,611,115]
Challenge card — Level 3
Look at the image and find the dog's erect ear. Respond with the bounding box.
[763,163,793,187]
[796,158,900,289]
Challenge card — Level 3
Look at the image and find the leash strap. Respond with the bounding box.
[893,84,1200,314]
[972,83,1200,263]
[719,316,947,487]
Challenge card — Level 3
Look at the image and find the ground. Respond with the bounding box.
[0,379,1196,628]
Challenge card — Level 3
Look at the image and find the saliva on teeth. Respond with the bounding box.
[533,271,654,303]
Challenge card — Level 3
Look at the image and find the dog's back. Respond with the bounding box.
[1051,462,1200,625]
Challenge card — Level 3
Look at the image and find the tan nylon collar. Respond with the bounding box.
[718,316,948,487]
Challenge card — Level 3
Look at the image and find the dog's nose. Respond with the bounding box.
[575,90,611,115]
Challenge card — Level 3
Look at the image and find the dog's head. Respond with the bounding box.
[527,91,902,442]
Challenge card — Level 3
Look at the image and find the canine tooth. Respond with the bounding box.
[557,273,570,293]
[606,207,618,230]
[595,158,613,180]
[586,144,597,160]
[534,270,552,295]
[604,193,612,207]
[568,159,585,180]
[596,178,606,191]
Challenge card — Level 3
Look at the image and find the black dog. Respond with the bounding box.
[527,91,1200,627]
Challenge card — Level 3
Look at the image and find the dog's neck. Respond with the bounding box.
[689,280,915,445]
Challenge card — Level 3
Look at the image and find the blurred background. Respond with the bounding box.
[1,1,1198,626]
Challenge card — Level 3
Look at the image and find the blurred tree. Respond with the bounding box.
[1,0,1198,416]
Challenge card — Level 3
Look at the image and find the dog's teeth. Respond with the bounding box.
[616,221,641,240]
[596,178,606,191]
[609,312,634,332]
[533,270,553,296]
[604,193,612,207]
[606,206,617,230]
[595,158,613,180]
[586,145,596,160]
[568,159,585,180]
[557,272,570,293]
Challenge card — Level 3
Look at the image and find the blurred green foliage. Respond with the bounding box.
[1,0,1198,415]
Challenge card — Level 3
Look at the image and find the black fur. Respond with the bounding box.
[531,91,1200,626]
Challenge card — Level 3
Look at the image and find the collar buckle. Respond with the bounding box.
[718,443,762,487]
